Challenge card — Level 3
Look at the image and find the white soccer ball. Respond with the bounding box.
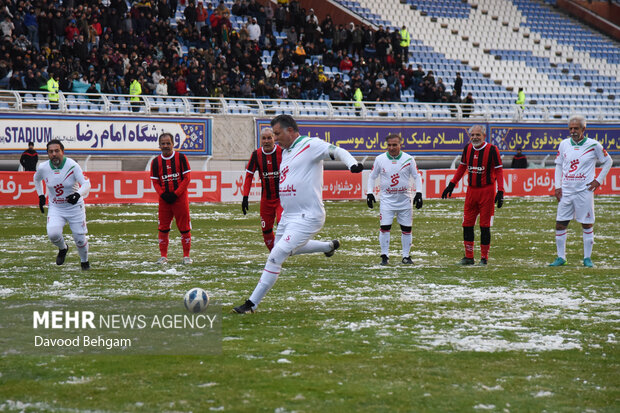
[184,287,210,313]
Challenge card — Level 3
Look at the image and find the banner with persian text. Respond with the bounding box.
[256,119,620,156]
[2,169,618,206]
[0,114,212,155]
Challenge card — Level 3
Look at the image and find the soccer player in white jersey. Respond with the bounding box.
[233,114,364,313]
[549,115,612,268]
[366,134,423,265]
[34,139,91,270]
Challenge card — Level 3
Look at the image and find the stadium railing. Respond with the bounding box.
[1,90,618,122]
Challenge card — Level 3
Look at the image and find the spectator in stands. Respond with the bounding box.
[46,73,60,110]
[462,92,474,118]
[511,148,528,169]
[412,64,424,82]
[516,87,525,109]
[20,142,38,172]
[156,77,169,95]
[247,17,260,42]
[448,89,461,118]
[130,76,142,112]
[0,15,14,39]
[454,72,463,97]
[399,25,410,59]
[196,2,208,33]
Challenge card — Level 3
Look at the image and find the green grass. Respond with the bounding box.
[0,197,618,412]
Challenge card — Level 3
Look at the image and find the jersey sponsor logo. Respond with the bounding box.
[390,173,400,187]
[280,166,289,183]
[262,171,279,178]
[54,184,63,197]
[467,165,485,174]
[569,159,579,173]
[161,172,180,181]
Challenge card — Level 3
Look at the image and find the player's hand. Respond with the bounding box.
[161,192,177,204]
[414,192,423,209]
[586,179,600,192]
[38,195,46,213]
[441,182,455,199]
[241,196,249,215]
[494,190,504,209]
[350,163,364,173]
[554,188,562,202]
[66,193,81,205]
[366,193,376,208]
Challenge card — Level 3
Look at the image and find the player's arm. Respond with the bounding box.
[442,161,466,199]
[553,146,563,201]
[588,145,613,191]
[326,143,362,172]
[150,160,165,196]
[241,151,258,214]
[66,165,91,204]
[173,155,191,197]
[33,167,46,213]
[366,159,380,208]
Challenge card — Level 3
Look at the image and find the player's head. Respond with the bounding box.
[158,132,174,157]
[468,125,486,148]
[568,115,586,142]
[385,134,402,157]
[46,139,64,167]
[260,127,275,152]
[270,114,299,149]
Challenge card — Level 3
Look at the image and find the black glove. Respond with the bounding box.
[350,163,364,173]
[495,190,504,209]
[441,182,455,199]
[366,193,376,208]
[413,192,423,209]
[161,192,177,204]
[38,195,46,213]
[66,192,81,205]
[241,196,249,215]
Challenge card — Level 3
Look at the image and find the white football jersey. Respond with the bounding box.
[34,157,90,207]
[367,151,422,210]
[279,136,357,218]
[555,137,610,194]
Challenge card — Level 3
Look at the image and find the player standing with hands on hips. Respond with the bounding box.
[233,114,364,314]
[241,127,283,251]
[366,134,423,266]
[150,132,193,265]
[548,115,612,268]
[442,125,504,266]
[34,139,91,269]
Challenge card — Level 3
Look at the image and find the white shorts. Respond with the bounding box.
[556,190,595,224]
[274,214,325,255]
[47,204,88,235]
[379,206,412,227]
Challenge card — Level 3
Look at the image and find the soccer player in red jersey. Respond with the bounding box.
[150,132,193,264]
[241,127,283,251]
[441,125,504,266]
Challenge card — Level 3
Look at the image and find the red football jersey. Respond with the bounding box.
[150,151,191,194]
[452,142,504,190]
[242,145,282,200]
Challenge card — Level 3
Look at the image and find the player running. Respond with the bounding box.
[34,139,91,269]
[150,132,193,265]
[241,127,283,251]
[548,115,612,267]
[366,134,423,265]
[232,114,364,314]
[441,125,504,266]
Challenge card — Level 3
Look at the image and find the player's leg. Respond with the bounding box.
[157,202,174,262]
[461,191,478,265]
[173,197,192,261]
[397,208,413,264]
[47,210,68,265]
[550,193,574,266]
[575,190,595,267]
[379,206,395,264]
[260,199,277,251]
[290,216,330,255]
[67,204,89,267]
[478,186,495,265]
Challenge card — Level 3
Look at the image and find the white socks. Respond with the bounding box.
[555,229,567,259]
[401,231,412,258]
[379,230,390,256]
[582,228,594,259]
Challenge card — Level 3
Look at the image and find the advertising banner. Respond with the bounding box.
[490,123,620,155]
[0,114,212,155]
[2,169,618,206]
[256,119,473,156]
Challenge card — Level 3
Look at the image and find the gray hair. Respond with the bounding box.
[468,124,486,135]
[259,127,273,137]
[568,114,587,129]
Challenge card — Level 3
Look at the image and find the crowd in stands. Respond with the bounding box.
[0,0,466,105]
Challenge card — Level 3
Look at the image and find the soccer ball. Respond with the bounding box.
[183,287,209,313]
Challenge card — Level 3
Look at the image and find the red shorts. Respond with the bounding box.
[158,195,191,233]
[462,185,495,227]
[260,198,282,233]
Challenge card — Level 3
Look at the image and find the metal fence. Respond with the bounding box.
[0,90,618,122]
